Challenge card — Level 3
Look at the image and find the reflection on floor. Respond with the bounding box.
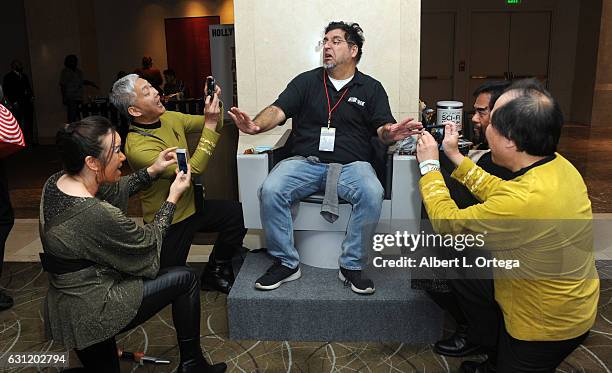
[557,124,612,213]
[0,263,610,372]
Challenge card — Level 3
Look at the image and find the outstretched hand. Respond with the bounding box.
[228,107,261,135]
[381,117,423,144]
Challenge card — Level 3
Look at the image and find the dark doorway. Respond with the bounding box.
[165,16,220,99]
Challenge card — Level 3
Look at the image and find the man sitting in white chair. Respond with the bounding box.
[229,21,421,294]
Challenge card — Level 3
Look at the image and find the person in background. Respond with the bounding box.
[135,56,163,94]
[163,69,185,100]
[59,54,98,123]
[3,59,34,144]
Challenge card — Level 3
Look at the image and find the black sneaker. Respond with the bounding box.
[255,263,301,290]
[339,267,375,295]
[0,290,13,311]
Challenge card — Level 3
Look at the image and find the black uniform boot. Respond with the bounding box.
[200,253,234,294]
[177,337,227,373]
[434,324,483,357]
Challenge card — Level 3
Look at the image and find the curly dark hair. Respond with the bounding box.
[324,21,365,63]
[473,81,511,110]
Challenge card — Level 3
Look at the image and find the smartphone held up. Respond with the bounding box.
[206,77,216,99]
[176,148,188,173]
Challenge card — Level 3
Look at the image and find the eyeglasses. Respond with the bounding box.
[474,106,489,116]
[317,38,351,48]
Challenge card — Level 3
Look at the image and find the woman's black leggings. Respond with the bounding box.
[71,266,201,372]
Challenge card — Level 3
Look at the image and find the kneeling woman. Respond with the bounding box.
[39,116,226,373]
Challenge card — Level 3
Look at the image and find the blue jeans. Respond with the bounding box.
[259,158,383,270]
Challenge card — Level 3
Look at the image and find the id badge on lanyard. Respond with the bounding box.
[319,127,336,152]
[320,70,349,152]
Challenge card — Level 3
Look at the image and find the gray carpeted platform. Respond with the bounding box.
[227,251,444,343]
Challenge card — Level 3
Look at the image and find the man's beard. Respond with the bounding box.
[473,127,483,144]
[323,62,336,69]
[473,126,488,147]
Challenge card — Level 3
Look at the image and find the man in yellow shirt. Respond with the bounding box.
[416,79,599,372]
[110,74,247,294]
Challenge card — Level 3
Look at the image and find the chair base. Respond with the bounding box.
[295,231,344,269]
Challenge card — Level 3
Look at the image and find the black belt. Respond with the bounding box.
[39,252,95,275]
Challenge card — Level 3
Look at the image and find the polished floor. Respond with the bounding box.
[1,123,612,372]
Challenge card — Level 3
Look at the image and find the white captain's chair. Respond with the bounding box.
[237,129,422,269]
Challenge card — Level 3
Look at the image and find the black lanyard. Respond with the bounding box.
[128,128,164,142]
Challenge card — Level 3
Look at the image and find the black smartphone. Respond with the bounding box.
[176,149,188,173]
[206,77,216,98]
[425,124,445,144]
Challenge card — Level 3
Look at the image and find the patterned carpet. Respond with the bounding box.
[0,262,610,372]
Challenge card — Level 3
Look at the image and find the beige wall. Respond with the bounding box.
[234,0,421,152]
[592,0,612,127]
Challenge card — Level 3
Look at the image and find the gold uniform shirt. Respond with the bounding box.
[125,110,222,224]
[419,154,599,341]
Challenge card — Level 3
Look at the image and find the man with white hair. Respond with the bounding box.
[110,74,247,294]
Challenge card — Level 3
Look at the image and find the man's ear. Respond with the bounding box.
[84,155,100,172]
[127,105,142,118]
[503,137,517,150]
[350,45,358,59]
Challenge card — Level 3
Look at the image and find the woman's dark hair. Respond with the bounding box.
[56,116,115,175]
[324,21,365,63]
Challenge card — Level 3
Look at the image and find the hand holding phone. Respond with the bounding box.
[206,77,216,99]
[176,148,188,173]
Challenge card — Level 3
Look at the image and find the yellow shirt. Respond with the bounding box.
[419,154,599,341]
[125,110,222,224]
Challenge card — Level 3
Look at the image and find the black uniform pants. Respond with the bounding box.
[451,277,589,372]
[160,199,247,267]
